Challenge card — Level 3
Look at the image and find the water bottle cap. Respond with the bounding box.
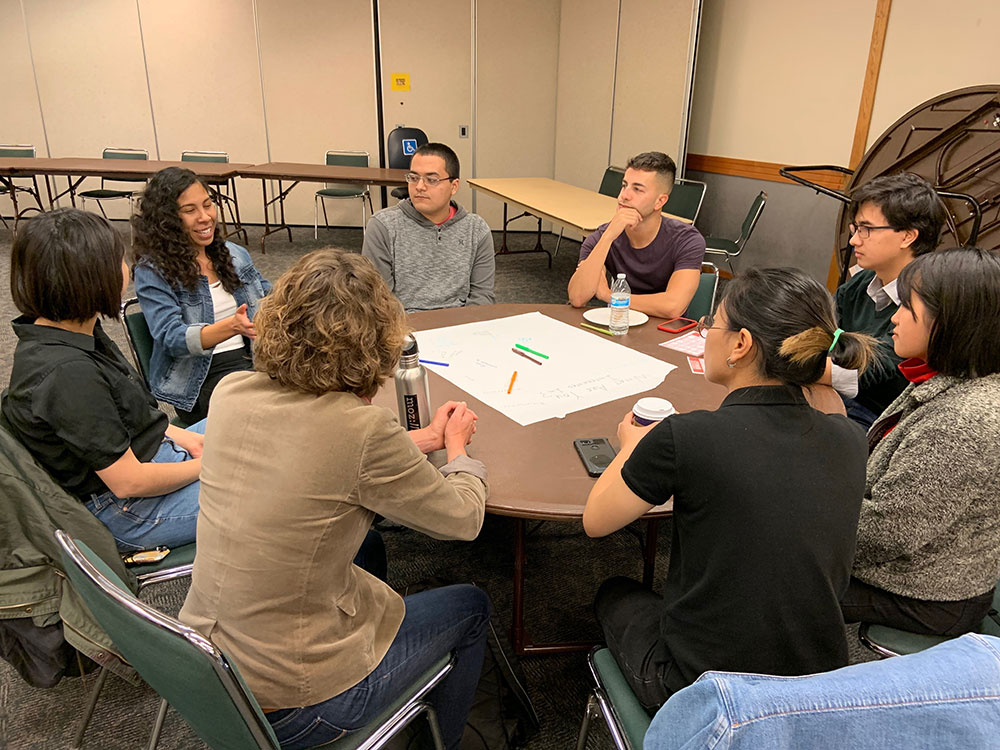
[401,334,419,357]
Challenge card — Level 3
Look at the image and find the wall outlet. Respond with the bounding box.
[459,125,469,138]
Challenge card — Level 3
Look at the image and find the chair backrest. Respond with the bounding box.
[663,178,707,223]
[387,127,429,171]
[101,147,148,186]
[181,150,229,164]
[684,263,720,321]
[324,150,369,193]
[735,190,767,249]
[55,531,281,750]
[598,166,625,198]
[120,298,154,386]
[0,144,35,158]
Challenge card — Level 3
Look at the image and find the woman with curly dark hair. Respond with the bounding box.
[180,249,491,749]
[133,167,271,425]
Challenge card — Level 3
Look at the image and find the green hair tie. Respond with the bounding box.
[828,328,844,353]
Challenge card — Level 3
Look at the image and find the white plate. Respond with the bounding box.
[582,307,649,327]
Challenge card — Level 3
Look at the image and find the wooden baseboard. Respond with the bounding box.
[685,154,846,191]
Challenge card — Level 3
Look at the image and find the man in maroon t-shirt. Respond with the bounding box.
[568,152,706,318]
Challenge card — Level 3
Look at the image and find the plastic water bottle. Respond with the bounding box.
[609,273,631,335]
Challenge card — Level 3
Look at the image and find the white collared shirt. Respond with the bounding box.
[831,274,900,399]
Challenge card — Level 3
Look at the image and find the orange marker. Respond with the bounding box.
[507,370,517,394]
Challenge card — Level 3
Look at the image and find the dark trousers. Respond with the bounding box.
[594,576,675,714]
[841,576,994,636]
[174,346,252,427]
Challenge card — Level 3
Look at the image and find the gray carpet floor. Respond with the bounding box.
[0,222,874,749]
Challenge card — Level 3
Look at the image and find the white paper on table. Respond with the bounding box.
[659,330,705,357]
[414,312,677,426]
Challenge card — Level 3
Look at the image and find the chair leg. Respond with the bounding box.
[147,698,168,750]
[424,704,446,750]
[322,199,330,233]
[360,196,366,235]
[554,228,565,258]
[72,665,110,749]
[576,692,599,750]
[314,195,319,240]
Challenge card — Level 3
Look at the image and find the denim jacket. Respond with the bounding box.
[133,242,271,411]
[645,634,1000,750]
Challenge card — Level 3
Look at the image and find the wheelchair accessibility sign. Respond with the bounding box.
[402,139,418,156]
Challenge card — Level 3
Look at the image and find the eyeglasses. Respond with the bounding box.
[696,314,731,339]
[849,223,896,239]
[404,172,454,187]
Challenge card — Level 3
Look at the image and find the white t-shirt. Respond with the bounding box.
[210,280,245,354]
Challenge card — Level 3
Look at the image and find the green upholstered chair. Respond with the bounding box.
[576,647,651,750]
[703,190,767,275]
[663,177,707,223]
[56,530,453,750]
[315,151,374,239]
[859,580,1000,658]
[120,298,154,388]
[683,262,720,322]
[181,150,247,244]
[0,144,44,231]
[78,148,149,230]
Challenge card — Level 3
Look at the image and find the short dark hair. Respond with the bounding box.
[626,152,676,192]
[414,142,460,180]
[11,208,125,322]
[721,267,876,386]
[897,247,1000,377]
[849,172,947,256]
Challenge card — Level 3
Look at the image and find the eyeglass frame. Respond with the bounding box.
[848,223,897,239]
[696,314,734,339]
[404,172,456,187]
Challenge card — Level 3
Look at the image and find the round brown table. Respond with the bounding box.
[376,304,726,653]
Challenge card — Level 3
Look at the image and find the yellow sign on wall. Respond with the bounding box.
[390,73,410,91]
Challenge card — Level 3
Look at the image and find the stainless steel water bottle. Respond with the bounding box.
[394,334,430,430]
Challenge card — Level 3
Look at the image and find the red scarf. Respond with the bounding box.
[898,358,938,384]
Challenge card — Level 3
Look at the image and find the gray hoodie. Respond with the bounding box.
[362,199,495,312]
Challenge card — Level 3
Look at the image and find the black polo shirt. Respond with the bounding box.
[622,385,867,693]
[2,317,167,500]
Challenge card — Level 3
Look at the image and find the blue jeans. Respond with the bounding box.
[267,584,491,750]
[645,634,1000,750]
[84,419,205,552]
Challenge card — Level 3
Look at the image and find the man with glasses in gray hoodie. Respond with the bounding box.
[363,142,495,313]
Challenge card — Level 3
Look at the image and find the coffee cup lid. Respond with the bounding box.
[633,397,675,421]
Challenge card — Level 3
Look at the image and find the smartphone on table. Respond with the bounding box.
[573,437,618,477]
[657,317,697,334]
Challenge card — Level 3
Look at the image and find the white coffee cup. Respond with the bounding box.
[632,397,676,426]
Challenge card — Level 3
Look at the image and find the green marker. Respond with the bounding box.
[580,322,614,336]
[514,343,549,359]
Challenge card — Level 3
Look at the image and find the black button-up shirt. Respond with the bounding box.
[2,317,167,500]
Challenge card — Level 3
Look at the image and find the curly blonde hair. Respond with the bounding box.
[253,249,407,398]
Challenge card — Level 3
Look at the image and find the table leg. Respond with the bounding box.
[642,518,659,588]
[259,179,270,254]
[259,179,298,253]
[278,179,292,243]
[494,204,553,267]
[511,517,602,656]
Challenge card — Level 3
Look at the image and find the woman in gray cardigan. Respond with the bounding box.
[841,247,1000,636]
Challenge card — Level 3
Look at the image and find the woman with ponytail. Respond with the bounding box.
[582,267,877,712]
[841,247,1000,636]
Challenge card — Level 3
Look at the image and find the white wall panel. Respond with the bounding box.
[25,0,155,217]
[257,0,379,229]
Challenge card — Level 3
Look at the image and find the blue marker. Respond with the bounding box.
[419,359,449,367]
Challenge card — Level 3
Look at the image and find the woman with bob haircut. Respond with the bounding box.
[2,209,204,551]
[132,166,271,426]
[582,267,877,711]
[180,249,491,750]
[841,247,1000,636]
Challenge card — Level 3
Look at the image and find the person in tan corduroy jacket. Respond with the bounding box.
[180,250,491,750]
